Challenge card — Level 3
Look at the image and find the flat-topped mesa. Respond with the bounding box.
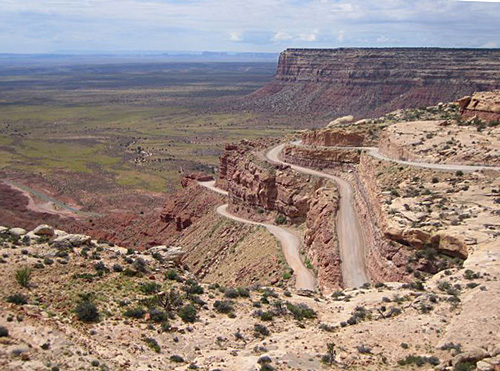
[253,48,500,119]
[459,90,500,122]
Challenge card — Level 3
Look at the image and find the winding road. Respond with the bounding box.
[291,141,500,173]
[198,181,316,291]
[266,144,369,288]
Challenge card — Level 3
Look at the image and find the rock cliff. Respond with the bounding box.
[460,90,500,122]
[218,140,343,290]
[250,48,500,119]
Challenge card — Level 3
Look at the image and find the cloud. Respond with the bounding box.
[337,30,345,43]
[0,0,499,52]
[299,29,319,42]
[376,35,390,43]
[272,31,292,42]
[229,31,243,42]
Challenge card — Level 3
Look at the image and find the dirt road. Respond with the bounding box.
[198,181,316,291]
[266,144,369,288]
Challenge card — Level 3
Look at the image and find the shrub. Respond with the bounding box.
[124,307,146,319]
[140,282,161,294]
[178,304,197,323]
[397,355,440,367]
[6,293,28,305]
[112,264,123,272]
[0,326,8,337]
[357,344,372,354]
[431,177,439,184]
[166,270,179,281]
[254,323,270,337]
[456,170,464,177]
[15,266,32,287]
[144,337,161,353]
[93,261,108,273]
[321,343,336,365]
[224,288,240,298]
[274,214,286,225]
[75,294,100,323]
[286,302,316,320]
[133,258,148,273]
[170,355,184,363]
[149,308,168,323]
[237,287,250,297]
[214,300,234,314]
[182,281,204,295]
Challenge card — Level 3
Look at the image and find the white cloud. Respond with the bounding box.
[376,35,390,43]
[0,0,500,52]
[229,31,243,42]
[272,31,292,42]
[337,30,345,43]
[299,29,319,42]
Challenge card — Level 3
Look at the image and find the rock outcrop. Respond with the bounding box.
[249,48,500,119]
[219,140,343,290]
[460,90,500,122]
[282,144,361,168]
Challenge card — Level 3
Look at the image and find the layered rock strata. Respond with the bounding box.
[251,48,500,119]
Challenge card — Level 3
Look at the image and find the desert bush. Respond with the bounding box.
[170,355,184,363]
[133,258,147,273]
[224,288,239,298]
[182,280,204,295]
[166,269,180,281]
[124,307,146,319]
[214,300,234,314]
[6,293,28,305]
[357,344,372,354]
[149,308,168,323]
[178,304,197,323]
[321,343,336,365]
[15,266,32,287]
[0,326,8,337]
[112,264,123,272]
[254,323,270,337]
[397,355,439,367]
[140,282,161,294]
[237,287,250,297]
[274,214,286,225]
[75,294,99,323]
[286,302,316,320]
[144,337,161,353]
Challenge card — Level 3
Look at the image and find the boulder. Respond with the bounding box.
[327,115,354,128]
[147,245,185,264]
[436,233,468,259]
[22,231,41,246]
[9,228,26,237]
[452,348,489,367]
[33,224,55,237]
[0,226,8,235]
[476,360,494,371]
[52,234,92,249]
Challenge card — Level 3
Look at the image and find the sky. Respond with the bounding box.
[0,0,499,54]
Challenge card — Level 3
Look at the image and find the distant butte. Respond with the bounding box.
[248,48,500,120]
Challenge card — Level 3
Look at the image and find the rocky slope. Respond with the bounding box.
[249,48,500,120]
[1,225,499,371]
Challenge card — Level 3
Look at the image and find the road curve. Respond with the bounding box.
[198,181,316,291]
[291,141,500,172]
[266,144,369,288]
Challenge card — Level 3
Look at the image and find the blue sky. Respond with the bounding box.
[0,0,499,53]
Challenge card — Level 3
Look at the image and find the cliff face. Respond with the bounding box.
[460,90,500,122]
[251,48,500,119]
[218,140,343,290]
